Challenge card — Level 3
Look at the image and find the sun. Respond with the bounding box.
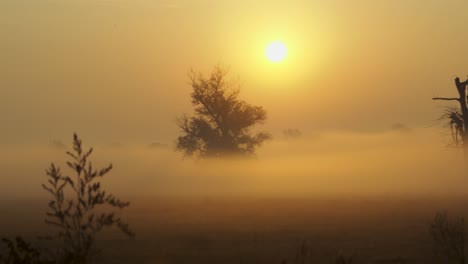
[266,42,287,62]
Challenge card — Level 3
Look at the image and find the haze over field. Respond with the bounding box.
[0,128,465,199]
[3,1,468,263]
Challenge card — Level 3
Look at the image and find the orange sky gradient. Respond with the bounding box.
[2,0,468,198]
[2,0,468,144]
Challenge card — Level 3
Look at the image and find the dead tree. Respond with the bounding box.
[433,77,468,151]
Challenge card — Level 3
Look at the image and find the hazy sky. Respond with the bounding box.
[3,0,468,198]
[2,0,468,145]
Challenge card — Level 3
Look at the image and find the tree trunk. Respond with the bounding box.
[455,78,468,156]
[433,77,468,156]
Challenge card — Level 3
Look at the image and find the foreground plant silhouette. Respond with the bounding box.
[176,66,271,158]
[430,211,466,264]
[41,133,134,262]
[0,237,52,264]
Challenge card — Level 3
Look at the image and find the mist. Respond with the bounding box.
[1,128,464,199]
[3,1,468,262]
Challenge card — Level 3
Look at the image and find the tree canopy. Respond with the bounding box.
[176,66,271,158]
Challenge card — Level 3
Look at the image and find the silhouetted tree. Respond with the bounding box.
[42,133,134,263]
[176,66,271,157]
[433,77,468,151]
[430,212,466,264]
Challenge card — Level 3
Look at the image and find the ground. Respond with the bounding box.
[1,196,467,263]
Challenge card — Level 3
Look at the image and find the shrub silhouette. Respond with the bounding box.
[41,133,134,262]
[176,66,271,158]
[430,211,466,264]
[0,237,53,264]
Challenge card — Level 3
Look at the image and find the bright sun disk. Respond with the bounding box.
[266,42,287,62]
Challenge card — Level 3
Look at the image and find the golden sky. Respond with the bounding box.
[2,0,468,145]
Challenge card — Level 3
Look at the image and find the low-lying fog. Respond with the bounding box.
[1,127,465,199]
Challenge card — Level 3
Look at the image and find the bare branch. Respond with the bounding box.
[432,97,460,101]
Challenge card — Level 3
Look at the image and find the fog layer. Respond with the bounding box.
[1,128,464,198]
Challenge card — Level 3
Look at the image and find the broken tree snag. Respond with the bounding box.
[455,77,468,146]
[433,77,468,152]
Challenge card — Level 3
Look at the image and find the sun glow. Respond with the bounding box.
[266,42,287,62]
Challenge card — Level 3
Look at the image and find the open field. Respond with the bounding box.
[1,195,467,263]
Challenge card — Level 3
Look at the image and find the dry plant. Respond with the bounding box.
[430,211,466,264]
[0,237,52,264]
[41,133,134,263]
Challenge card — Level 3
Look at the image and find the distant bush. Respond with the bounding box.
[283,129,302,139]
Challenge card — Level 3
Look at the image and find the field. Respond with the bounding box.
[2,195,468,263]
